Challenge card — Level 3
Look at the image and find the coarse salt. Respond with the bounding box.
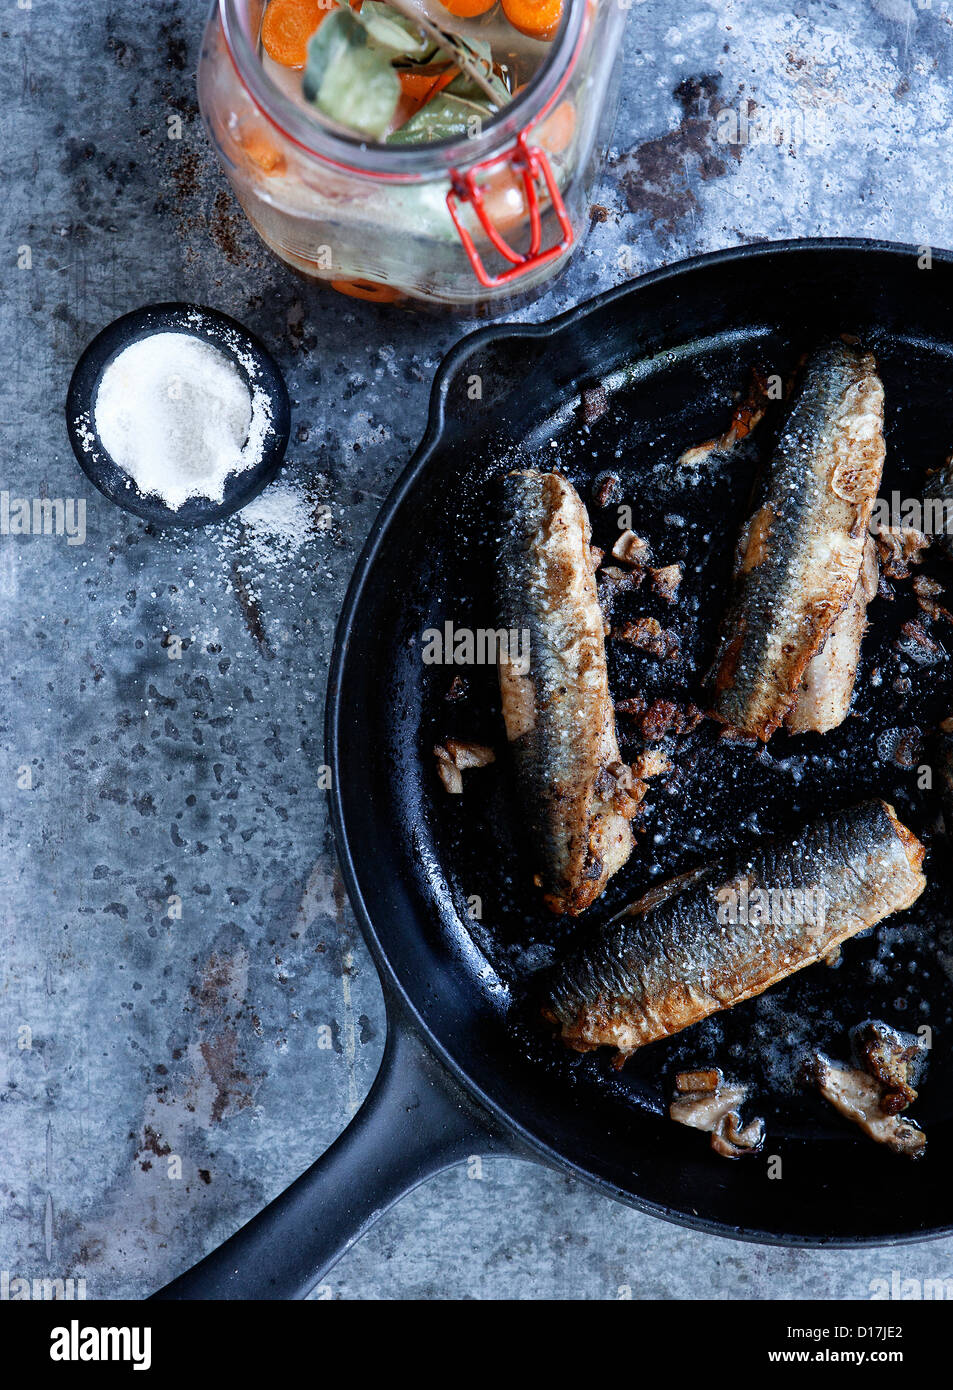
[93,331,272,511]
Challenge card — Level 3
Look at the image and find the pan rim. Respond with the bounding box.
[326,236,953,1250]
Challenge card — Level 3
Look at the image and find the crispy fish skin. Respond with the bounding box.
[498,470,633,916]
[712,342,886,740]
[544,800,925,1059]
[786,533,879,735]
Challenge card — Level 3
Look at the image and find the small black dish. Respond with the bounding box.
[66,303,291,527]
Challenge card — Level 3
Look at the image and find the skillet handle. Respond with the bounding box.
[150,1013,508,1300]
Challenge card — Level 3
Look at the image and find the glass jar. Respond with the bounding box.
[197,0,624,309]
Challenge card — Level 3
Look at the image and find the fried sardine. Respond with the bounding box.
[712,342,886,740]
[498,470,634,916]
[544,800,925,1060]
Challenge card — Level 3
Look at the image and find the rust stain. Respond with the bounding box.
[199,1029,255,1125]
[209,189,252,268]
[614,75,744,233]
[230,560,274,659]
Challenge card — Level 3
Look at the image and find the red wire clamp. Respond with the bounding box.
[447,137,574,289]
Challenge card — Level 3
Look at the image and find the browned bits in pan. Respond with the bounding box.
[581,385,610,426]
[851,1019,924,1112]
[434,739,496,795]
[616,697,702,742]
[612,616,681,661]
[874,524,930,580]
[592,472,619,508]
[611,529,652,566]
[670,1070,765,1159]
[896,620,943,666]
[598,566,644,620]
[649,563,683,603]
[811,1049,926,1159]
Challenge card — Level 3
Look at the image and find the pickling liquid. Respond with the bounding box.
[246,4,561,303]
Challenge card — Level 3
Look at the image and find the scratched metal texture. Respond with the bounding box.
[1,0,953,1300]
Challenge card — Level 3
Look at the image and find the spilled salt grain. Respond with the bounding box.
[94,332,272,510]
[238,481,315,557]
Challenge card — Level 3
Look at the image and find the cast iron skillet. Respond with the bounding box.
[155,240,953,1300]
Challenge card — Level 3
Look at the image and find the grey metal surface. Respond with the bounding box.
[1,0,952,1301]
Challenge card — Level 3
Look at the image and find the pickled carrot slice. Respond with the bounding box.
[395,65,461,128]
[330,277,403,303]
[399,71,439,103]
[241,127,288,175]
[400,65,463,106]
[478,165,529,234]
[262,0,337,69]
[501,0,562,40]
[536,98,575,154]
[438,0,497,16]
[398,67,459,104]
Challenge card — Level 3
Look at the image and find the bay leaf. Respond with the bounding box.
[445,67,512,105]
[387,92,493,145]
[441,35,511,106]
[303,9,401,139]
[353,2,434,58]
